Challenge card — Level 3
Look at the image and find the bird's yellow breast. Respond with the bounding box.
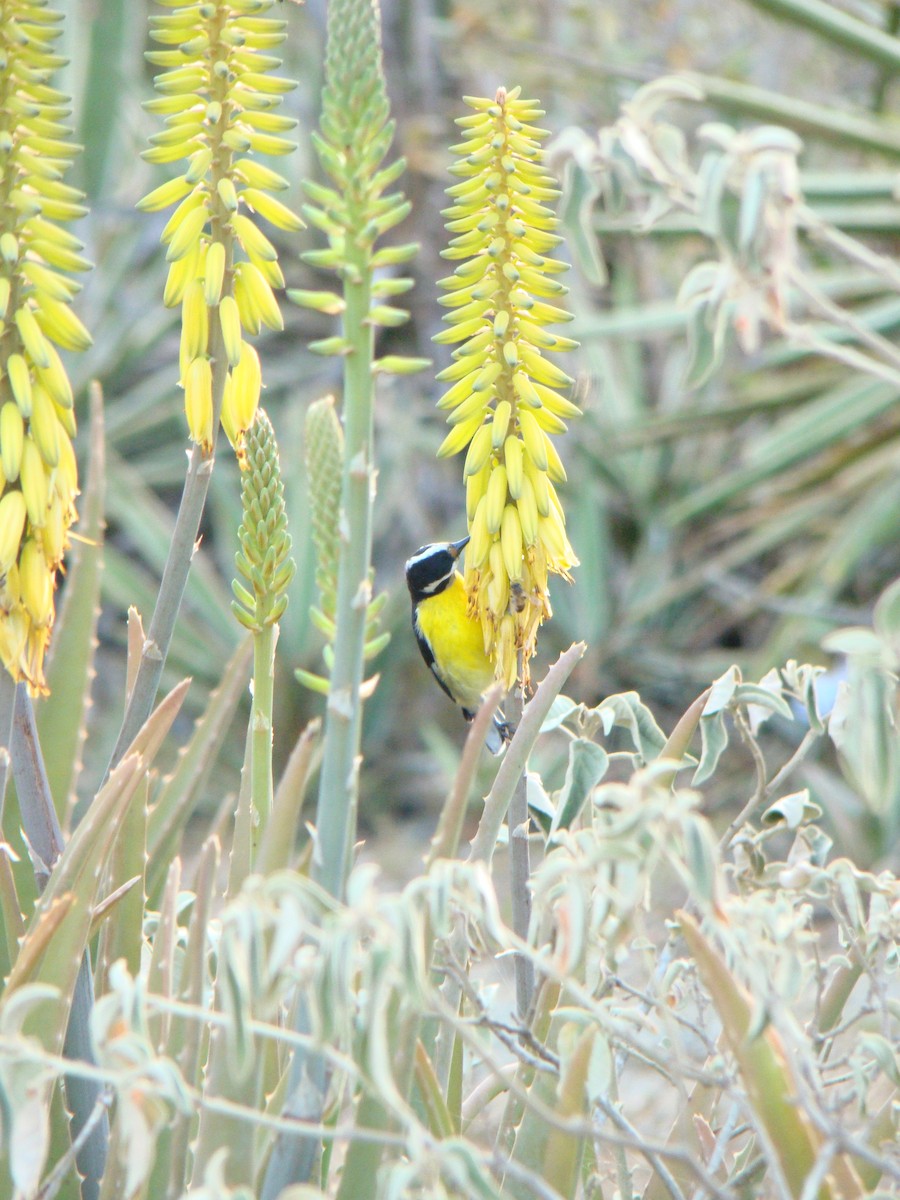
[415,573,494,710]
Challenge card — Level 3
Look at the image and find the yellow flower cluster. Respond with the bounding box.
[140,0,302,451]
[436,87,579,689]
[0,1,90,693]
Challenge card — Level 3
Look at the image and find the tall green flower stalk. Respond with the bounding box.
[110,0,301,768]
[0,0,90,695]
[295,394,389,695]
[231,407,294,854]
[436,86,580,692]
[291,0,422,899]
[264,2,420,1193]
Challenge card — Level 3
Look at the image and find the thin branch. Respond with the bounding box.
[427,684,503,867]
[718,724,820,851]
[596,1095,686,1200]
[788,265,900,375]
[469,642,585,866]
[508,668,534,1019]
[0,670,16,831]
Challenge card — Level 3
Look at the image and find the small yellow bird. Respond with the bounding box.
[405,536,509,751]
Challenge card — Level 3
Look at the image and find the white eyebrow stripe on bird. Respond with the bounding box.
[405,545,444,571]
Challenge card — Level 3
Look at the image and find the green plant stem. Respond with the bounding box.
[250,621,277,861]
[508,679,534,1020]
[0,669,16,829]
[11,684,108,1200]
[106,314,228,776]
[427,685,504,866]
[264,261,375,1200]
[469,643,586,867]
[312,263,374,898]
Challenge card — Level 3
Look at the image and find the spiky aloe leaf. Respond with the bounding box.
[163,836,219,1198]
[145,635,252,897]
[40,383,106,830]
[678,912,864,1200]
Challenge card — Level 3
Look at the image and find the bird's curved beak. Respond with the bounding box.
[449,535,470,559]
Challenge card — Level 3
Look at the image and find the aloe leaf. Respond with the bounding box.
[540,1025,595,1198]
[126,606,144,702]
[678,912,864,1199]
[414,1040,456,1138]
[686,71,900,157]
[0,848,23,984]
[666,378,898,526]
[166,836,219,1198]
[76,0,129,198]
[641,1081,719,1200]
[655,687,710,785]
[743,0,900,71]
[96,772,148,981]
[40,383,106,831]
[146,637,251,894]
[145,858,182,1058]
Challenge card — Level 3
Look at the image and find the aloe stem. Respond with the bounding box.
[469,643,586,866]
[427,685,504,866]
[312,263,374,898]
[262,262,374,1200]
[106,313,228,776]
[250,621,277,859]
[11,685,108,1200]
[508,677,535,1018]
[0,671,15,828]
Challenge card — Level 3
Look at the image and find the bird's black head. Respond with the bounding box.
[405,536,469,603]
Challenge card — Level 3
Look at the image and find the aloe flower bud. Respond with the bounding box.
[140,0,303,452]
[231,408,294,633]
[435,87,580,689]
[0,1,91,693]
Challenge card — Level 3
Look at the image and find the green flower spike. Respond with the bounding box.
[0,0,91,693]
[231,405,294,856]
[294,395,389,697]
[435,86,580,690]
[232,407,295,633]
[288,0,426,374]
[140,0,304,452]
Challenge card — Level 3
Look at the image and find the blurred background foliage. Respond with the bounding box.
[47,0,900,861]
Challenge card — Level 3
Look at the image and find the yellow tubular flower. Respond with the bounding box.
[0,0,89,693]
[141,0,302,452]
[435,87,580,689]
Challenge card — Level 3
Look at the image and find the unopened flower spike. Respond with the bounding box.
[232,408,295,634]
[140,0,304,453]
[435,87,580,690]
[0,1,92,693]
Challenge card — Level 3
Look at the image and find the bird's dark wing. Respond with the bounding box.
[412,607,456,704]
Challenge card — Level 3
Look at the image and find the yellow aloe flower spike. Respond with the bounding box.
[435,87,580,689]
[0,0,91,693]
[140,0,303,453]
